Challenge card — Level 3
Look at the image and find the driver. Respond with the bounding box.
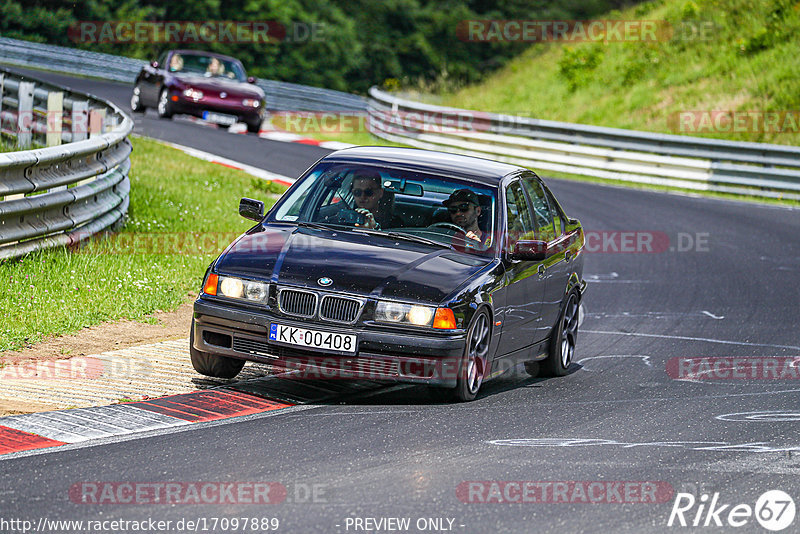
[351,170,401,230]
[443,189,487,244]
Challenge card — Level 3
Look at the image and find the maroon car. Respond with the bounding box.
[131,50,265,132]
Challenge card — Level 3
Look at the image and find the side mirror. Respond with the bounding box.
[511,240,547,261]
[150,60,159,68]
[239,198,264,221]
[247,76,257,84]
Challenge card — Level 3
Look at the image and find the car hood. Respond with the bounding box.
[214,225,492,303]
[175,74,264,98]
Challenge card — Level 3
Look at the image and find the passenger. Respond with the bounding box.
[206,57,224,76]
[443,189,488,245]
[351,170,402,230]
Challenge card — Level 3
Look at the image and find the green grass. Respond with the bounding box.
[0,137,286,353]
[442,0,800,146]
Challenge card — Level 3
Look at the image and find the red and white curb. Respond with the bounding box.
[257,129,356,151]
[173,114,356,150]
[0,389,292,455]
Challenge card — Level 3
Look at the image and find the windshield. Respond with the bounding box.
[271,162,498,256]
[168,53,246,82]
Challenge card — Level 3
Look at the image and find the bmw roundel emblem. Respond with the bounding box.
[318,277,333,287]
[220,91,227,98]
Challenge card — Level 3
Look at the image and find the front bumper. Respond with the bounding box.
[192,298,467,386]
[171,95,262,123]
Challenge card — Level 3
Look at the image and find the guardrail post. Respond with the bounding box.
[89,108,105,138]
[72,100,88,141]
[0,73,4,119]
[47,91,63,147]
[17,81,34,149]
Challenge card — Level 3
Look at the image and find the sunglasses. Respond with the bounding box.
[352,188,376,198]
[447,203,474,213]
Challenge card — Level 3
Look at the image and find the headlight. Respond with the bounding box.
[375,301,435,327]
[183,88,203,100]
[216,275,268,303]
[242,98,261,108]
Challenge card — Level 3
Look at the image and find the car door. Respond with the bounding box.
[496,179,548,356]
[521,174,571,336]
[140,52,167,105]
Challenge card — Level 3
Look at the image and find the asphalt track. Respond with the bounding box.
[2,68,800,533]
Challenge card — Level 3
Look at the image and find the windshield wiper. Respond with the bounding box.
[295,221,336,231]
[350,227,451,249]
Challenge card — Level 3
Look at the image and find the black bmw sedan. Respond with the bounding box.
[191,147,586,401]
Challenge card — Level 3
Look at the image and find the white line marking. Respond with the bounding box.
[716,411,800,422]
[487,437,800,453]
[582,330,800,351]
[576,354,653,369]
[702,310,725,319]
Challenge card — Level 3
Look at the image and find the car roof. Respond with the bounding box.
[322,146,526,186]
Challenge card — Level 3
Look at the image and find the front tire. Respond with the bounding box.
[130,85,146,113]
[542,291,579,377]
[246,118,262,133]
[189,324,245,379]
[454,309,491,401]
[157,88,174,119]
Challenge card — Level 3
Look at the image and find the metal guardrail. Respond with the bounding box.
[0,67,132,260]
[368,88,800,201]
[0,36,367,112]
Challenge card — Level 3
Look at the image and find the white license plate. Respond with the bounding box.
[203,111,237,125]
[269,323,356,353]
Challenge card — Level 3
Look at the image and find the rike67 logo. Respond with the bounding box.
[667,490,795,531]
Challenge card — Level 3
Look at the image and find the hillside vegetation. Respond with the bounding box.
[1,0,632,94]
[443,0,800,145]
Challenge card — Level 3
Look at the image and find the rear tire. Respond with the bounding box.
[130,85,146,113]
[157,88,173,119]
[189,324,245,379]
[542,291,579,377]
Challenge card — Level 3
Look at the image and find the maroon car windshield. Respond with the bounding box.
[168,53,246,82]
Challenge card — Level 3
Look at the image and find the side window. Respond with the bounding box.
[157,52,168,69]
[521,176,556,242]
[505,181,535,251]
[544,187,567,237]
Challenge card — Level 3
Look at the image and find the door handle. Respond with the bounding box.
[565,250,573,263]
[537,264,546,278]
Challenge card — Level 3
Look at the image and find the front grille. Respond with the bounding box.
[319,295,362,323]
[278,289,317,318]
